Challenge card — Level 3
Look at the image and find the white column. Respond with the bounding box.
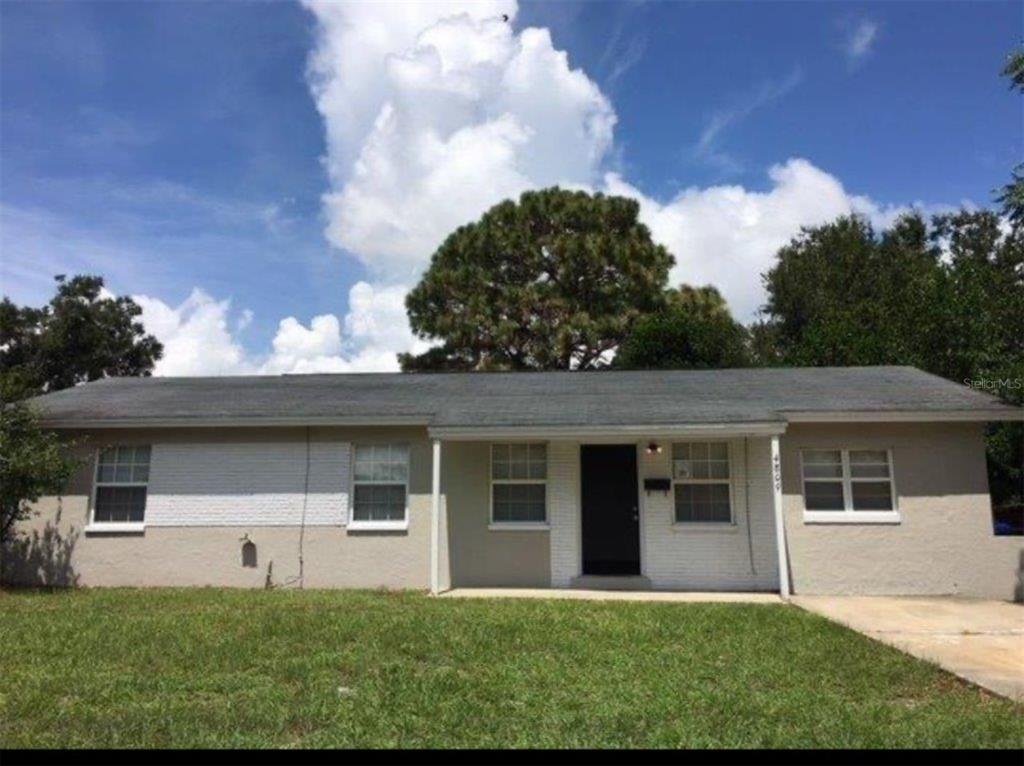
[430,438,442,595]
[771,434,791,599]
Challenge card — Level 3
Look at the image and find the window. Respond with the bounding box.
[352,444,409,527]
[672,442,732,523]
[801,448,897,522]
[93,446,151,525]
[490,443,547,526]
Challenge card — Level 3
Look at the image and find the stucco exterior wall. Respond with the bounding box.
[443,441,550,587]
[780,423,1023,601]
[640,438,779,591]
[2,427,437,589]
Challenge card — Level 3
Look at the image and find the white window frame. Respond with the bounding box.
[800,447,900,524]
[671,440,734,526]
[349,443,410,531]
[488,443,549,531]
[87,445,151,533]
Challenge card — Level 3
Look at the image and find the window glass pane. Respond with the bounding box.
[116,446,133,463]
[94,486,146,523]
[492,459,509,480]
[510,458,528,480]
[509,444,529,463]
[850,463,889,478]
[708,443,728,461]
[99,447,117,465]
[353,483,406,521]
[491,482,546,523]
[852,481,893,511]
[803,450,841,465]
[691,461,709,480]
[708,460,729,479]
[492,444,509,462]
[114,465,132,482]
[98,465,115,482]
[673,460,692,479]
[675,482,730,523]
[691,443,709,461]
[804,481,844,510]
[804,463,843,478]
[850,450,887,464]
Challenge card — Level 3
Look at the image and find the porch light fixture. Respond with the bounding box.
[646,442,662,455]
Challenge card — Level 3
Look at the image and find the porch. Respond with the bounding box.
[428,424,791,596]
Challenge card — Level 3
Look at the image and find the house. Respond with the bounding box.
[5,366,1022,600]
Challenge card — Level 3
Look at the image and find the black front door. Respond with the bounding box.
[581,444,640,575]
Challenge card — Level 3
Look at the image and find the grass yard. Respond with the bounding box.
[0,588,1021,749]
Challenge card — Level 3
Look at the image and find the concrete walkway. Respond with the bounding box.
[440,588,781,603]
[793,596,1024,701]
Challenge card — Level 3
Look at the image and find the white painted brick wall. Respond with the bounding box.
[146,442,350,526]
[640,438,779,590]
[547,441,580,587]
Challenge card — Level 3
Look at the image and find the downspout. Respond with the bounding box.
[430,438,442,595]
[770,435,791,599]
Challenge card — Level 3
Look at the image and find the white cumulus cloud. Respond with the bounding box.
[604,159,906,320]
[135,282,428,376]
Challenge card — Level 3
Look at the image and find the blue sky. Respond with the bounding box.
[1,1,1020,374]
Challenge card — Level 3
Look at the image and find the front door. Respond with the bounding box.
[581,444,640,575]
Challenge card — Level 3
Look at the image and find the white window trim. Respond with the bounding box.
[671,440,734,525]
[87,446,150,532]
[800,447,900,524]
[488,443,549,529]
[348,443,410,531]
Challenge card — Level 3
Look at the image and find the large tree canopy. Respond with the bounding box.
[759,211,1024,510]
[0,274,163,399]
[615,285,751,370]
[401,188,674,371]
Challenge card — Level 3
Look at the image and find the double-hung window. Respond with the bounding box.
[490,444,547,528]
[352,444,409,528]
[92,445,151,528]
[801,449,898,523]
[672,442,732,524]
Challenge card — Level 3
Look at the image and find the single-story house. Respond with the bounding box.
[5,366,1022,599]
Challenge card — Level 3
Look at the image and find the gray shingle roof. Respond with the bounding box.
[28,366,1019,429]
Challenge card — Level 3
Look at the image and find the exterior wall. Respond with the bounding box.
[640,438,779,591]
[781,423,1023,601]
[3,427,436,589]
[443,442,550,587]
[147,441,350,526]
[548,441,581,587]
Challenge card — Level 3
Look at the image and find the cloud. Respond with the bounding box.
[304,0,615,281]
[842,19,879,68]
[133,282,428,376]
[604,159,907,320]
[134,289,251,376]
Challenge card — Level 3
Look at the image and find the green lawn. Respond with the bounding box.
[0,589,1020,749]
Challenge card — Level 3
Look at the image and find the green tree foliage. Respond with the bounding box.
[401,188,674,371]
[997,46,1024,228]
[0,275,163,399]
[615,285,751,370]
[0,383,78,544]
[759,211,1024,509]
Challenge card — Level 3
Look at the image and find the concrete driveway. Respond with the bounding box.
[793,596,1024,701]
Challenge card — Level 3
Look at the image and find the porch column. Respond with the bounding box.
[430,437,442,595]
[770,434,791,599]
